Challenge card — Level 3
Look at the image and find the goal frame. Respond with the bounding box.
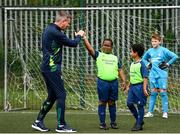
[4,6,180,111]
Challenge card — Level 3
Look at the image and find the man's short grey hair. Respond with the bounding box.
[55,11,71,22]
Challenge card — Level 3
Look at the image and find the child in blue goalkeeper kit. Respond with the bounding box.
[126,44,149,131]
[143,33,178,119]
[83,35,126,130]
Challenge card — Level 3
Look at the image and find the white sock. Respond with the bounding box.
[35,120,40,123]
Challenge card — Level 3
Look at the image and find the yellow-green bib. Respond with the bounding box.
[96,52,118,81]
[130,61,143,84]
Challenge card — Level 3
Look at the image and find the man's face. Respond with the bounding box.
[60,18,71,30]
[151,38,161,48]
[102,40,112,54]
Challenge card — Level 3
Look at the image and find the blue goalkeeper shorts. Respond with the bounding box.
[149,77,168,89]
[97,78,118,102]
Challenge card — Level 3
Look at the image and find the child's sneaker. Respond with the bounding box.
[56,124,77,132]
[31,121,50,132]
[141,121,144,126]
[144,112,153,117]
[131,121,144,131]
[131,124,143,131]
[110,122,118,129]
[162,112,168,119]
[99,123,109,130]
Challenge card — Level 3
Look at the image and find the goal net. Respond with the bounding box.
[4,7,180,113]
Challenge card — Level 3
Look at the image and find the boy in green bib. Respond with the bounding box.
[126,44,149,131]
[83,35,126,130]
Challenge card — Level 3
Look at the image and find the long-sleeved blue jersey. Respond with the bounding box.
[142,46,178,78]
[40,23,81,73]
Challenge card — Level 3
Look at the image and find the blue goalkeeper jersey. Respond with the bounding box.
[142,46,178,78]
[40,23,81,73]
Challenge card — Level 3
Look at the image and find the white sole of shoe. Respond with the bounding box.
[162,116,168,119]
[55,129,77,133]
[144,113,153,118]
[31,124,49,132]
[144,116,153,118]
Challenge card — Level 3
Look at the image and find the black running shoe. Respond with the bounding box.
[56,124,77,133]
[31,121,50,132]
[99,123,109,130]
[110,122,118,129]
[131,124,143,131]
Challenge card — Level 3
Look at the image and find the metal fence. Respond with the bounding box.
[1,0,180,43]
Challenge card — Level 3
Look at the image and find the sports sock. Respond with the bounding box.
[37,99,54,121]
[160,91,168,113]
[148,91,158,113]
[57,97,66,126]
[35,120,40,123]
[109,102,116,123]
[98,104,106,124]
[127,102,138,120]
[137,105,144,125]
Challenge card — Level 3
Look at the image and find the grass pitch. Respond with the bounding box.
[0,110,180,133]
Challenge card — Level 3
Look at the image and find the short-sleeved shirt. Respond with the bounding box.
[94,51,122,69]
[130,60,148,85]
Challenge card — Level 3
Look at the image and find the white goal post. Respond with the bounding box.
[4,6,180,112]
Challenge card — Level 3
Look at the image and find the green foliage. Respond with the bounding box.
[28,0,41,5]
[27,0,82,6]
[64,0,82,7]
[151,0,161,2]
[164,29,175,45]
[144,8,176,47]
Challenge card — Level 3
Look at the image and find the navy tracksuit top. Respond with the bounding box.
[40,23,81,73]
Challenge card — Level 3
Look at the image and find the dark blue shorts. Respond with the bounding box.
[97,78,118,102]
[42,71,66,100]
[127,83,147,106]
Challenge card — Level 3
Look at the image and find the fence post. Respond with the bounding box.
[4,8,8,111]
[0,0,2,44]
[79,0,86,109]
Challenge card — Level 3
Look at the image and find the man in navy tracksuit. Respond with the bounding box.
[31,11,84,133]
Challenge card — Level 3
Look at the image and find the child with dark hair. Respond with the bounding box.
[126,44,149,131]
[83,35,126,130]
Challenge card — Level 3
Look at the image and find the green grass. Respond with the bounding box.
[0,110,180,133]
